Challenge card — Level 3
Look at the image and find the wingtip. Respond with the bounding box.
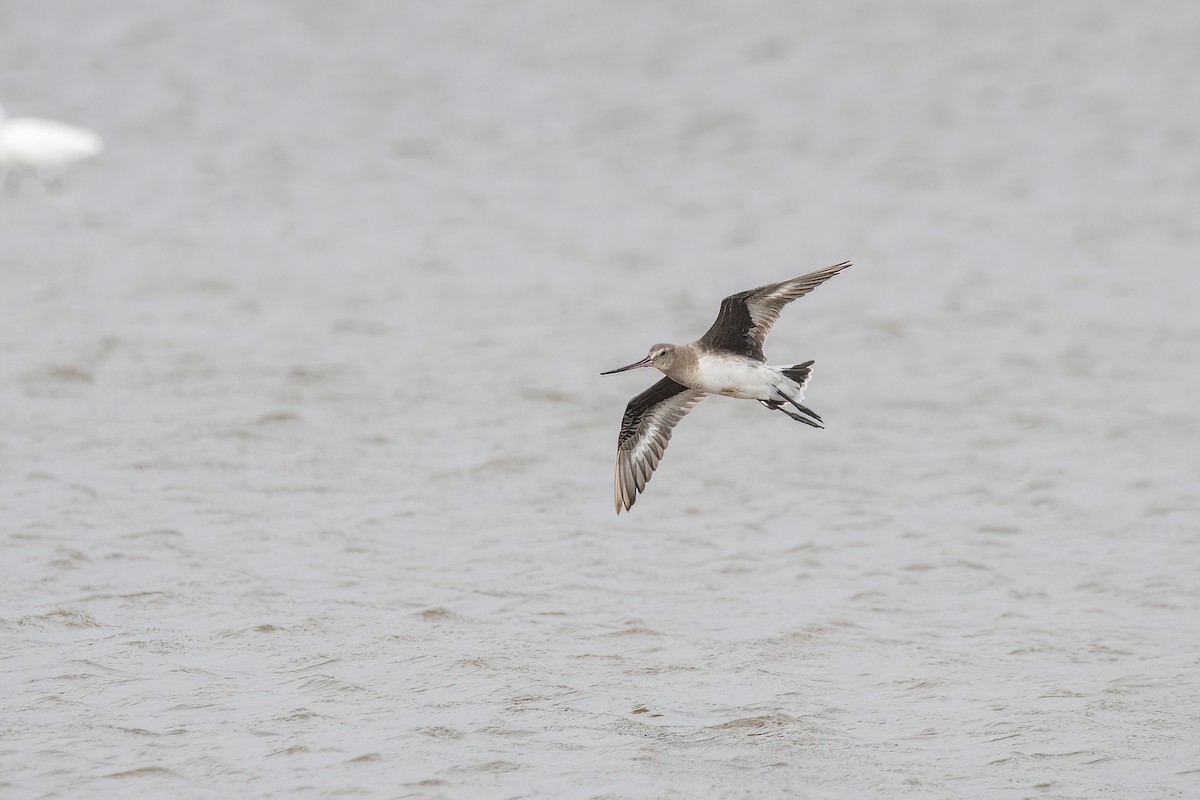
[614,477,635,514]
[614,460,630,514]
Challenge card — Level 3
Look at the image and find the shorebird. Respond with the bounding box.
[602,261,851,513]
[0,104,103,192]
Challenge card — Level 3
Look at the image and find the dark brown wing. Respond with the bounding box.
[696,261,851,361]
[614,377,706,513]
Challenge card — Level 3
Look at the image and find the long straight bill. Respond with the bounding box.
[600,356,652,375]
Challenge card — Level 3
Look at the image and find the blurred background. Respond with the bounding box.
[3,1,1198,797]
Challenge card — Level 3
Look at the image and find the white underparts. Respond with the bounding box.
[676,355,807,402]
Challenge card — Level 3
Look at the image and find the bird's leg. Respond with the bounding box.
[786,400,823,425]
[777,406,822,428]
[761,398,822,428]
[773,387,823,424]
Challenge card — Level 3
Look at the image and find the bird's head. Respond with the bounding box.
[601,343,678,375]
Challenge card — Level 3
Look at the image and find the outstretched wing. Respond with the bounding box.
[614,377,707,513]
[697,261,851,361]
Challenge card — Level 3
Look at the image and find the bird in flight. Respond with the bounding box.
[0,104,103,193]
[602,261,851,513]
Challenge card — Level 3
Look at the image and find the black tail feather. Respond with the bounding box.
[781,360,815,388]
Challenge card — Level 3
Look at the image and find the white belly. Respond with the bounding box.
[690,355,776,399]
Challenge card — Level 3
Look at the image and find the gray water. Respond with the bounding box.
[3,2,1199,798]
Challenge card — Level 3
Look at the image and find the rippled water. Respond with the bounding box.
[3,2,1199,797]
